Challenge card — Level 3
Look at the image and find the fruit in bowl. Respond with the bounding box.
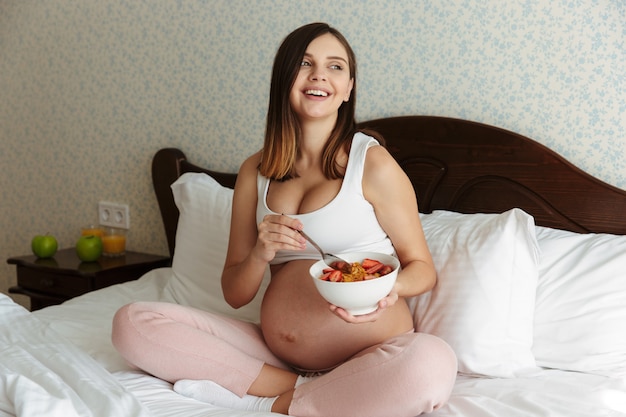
[309,252,400,316]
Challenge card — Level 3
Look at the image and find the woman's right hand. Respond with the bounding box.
[254,214,306,263]
[222,154,307,307]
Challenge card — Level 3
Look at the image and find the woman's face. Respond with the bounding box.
[289,33,354,124]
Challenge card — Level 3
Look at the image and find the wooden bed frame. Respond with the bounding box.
[152,115,626,258]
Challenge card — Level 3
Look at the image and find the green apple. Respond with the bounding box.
[75,235,103,262]
[31,234,58,258]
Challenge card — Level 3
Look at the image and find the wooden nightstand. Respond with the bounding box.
[7,248,171,311]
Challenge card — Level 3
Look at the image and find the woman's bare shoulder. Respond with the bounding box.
[238,150,263,177]
[364,143,400,177]
[362,143,414,198]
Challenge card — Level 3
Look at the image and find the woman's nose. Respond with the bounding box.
[309,68,327,81]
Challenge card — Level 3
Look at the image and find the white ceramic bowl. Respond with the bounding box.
[309,251,400,316]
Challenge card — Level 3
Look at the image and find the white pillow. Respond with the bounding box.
[409,209,540,378]
[533,226,626,378]
[162,173,269,323]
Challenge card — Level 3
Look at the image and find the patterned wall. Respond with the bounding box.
[1,1,624,306]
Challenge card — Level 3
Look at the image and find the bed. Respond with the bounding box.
[2,115,626,416]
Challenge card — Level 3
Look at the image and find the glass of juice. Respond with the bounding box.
[101,227,126,257]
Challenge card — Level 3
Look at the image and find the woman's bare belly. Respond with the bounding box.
[260,260,414,371]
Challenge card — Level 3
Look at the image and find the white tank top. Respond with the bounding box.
[256,132,394,265]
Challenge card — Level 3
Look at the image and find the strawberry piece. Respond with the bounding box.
[320,272,332,281]
[328,270,343,282]
[379,264,394,276]
[331,261,350,272]
[361,258,381,269]
[365,263,384,274]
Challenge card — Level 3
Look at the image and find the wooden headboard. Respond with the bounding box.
[152,115,626,257]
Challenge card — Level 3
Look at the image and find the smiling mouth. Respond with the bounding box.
[305,89,329,97]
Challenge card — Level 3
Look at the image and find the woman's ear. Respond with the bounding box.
[344,78,354,102]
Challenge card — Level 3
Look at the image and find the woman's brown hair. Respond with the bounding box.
[259,22,358,181]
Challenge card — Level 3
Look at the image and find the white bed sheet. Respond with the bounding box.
[0,293,149,417]
[30,268,277,417]
[0,267,620,417]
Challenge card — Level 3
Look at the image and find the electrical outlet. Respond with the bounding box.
[98,201,130,229]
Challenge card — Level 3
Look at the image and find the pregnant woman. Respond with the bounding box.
[112,22,457,417]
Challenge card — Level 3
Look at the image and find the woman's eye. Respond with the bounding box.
[300,61,311,67]
[330,64,343,70]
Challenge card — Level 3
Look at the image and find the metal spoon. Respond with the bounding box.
[297,229,352,273]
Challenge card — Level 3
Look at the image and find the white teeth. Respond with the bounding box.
[305,89,328,97]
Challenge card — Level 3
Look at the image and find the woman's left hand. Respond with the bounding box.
[328,291,400,324]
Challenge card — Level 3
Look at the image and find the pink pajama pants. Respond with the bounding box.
[112,301,457,417]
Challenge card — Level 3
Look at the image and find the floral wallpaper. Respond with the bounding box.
[1,0,624,308]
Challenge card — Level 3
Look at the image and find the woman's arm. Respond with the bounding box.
[221,152,305,308]
[362,144,437,298]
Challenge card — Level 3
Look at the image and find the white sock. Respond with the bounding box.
[295,374,318,387]
[173,380,277,412]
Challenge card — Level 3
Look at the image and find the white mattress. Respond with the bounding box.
[0,268,623,417]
